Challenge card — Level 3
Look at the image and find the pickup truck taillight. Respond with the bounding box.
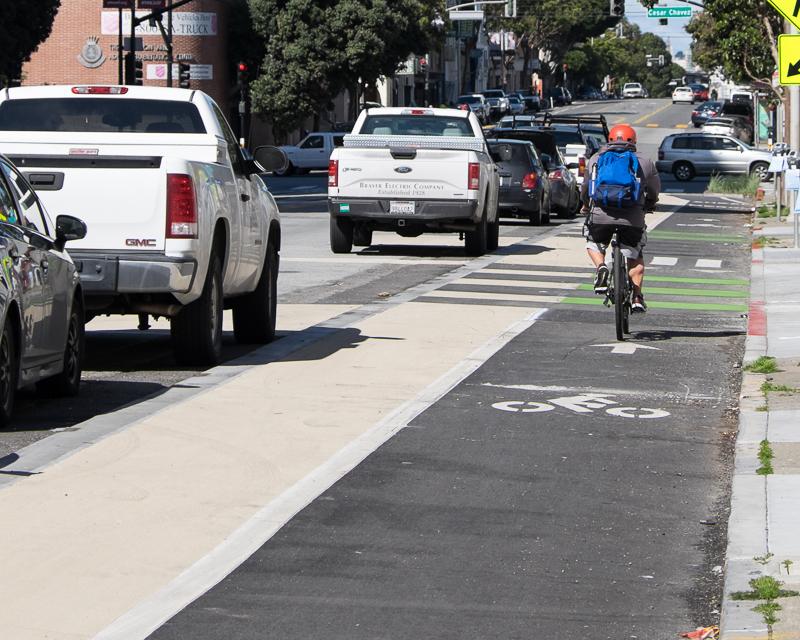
[166,173,197,238]
[468,163,480,190]
[328,160,339,187]
[522,172,538,190]
[578,156,586,177]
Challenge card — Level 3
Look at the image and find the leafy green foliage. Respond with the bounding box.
[249,0,440,134]
[687,0,781,88]
[0,0,61,85]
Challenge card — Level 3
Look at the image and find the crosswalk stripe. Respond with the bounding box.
[452,278,580,290]
[650,256,678,266]
[695,259,722,269]
[478,268,593,279]
[423,290,561,303]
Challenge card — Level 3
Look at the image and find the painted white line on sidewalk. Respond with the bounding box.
[94,308,548,640]
[650,256,678,266]
[695,259,722,269]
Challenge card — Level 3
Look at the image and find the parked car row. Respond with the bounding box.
[0,84,287,426]
[657,132,771,182]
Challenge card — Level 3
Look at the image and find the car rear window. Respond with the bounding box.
[489,142,531,166]
[721,102,752,116]
[550,129,583,147]
[483,91,504,98]
[361,115,474,137]
[0,98,206,133]
[457,96,480,104]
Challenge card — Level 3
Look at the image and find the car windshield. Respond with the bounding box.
[0,98,207,133]
[483,91,504,98]
[457,96,480,104]
[361,115,474,137]
[624,84,641,89]
[699,101,722,110]
[509,97,521,103]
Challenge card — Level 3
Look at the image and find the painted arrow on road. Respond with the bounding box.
[592,343,662,355]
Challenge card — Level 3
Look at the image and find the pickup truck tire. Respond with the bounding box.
[353,226,373,247]
[37,297,84,397]
[330,216,353,253]
[171,252,223,365]
[465,212,488,256]
[0,320,17,428]
[487,219,500,251]
[233,241,278,344]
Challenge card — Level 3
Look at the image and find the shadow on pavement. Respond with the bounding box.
[633,329,745,341]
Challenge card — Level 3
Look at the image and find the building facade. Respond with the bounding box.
[22,0,230,109]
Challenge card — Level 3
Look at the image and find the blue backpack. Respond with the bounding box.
[588,149,643,208]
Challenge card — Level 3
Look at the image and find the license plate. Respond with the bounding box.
[390,201,415,214]
[500,177,511,187]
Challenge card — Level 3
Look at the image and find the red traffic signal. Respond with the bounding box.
[237,62,248,73]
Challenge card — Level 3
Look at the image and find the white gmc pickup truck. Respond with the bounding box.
[0,85,283,365]
[328,107,499,256]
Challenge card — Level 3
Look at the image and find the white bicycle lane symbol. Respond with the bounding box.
[491,393,670,420]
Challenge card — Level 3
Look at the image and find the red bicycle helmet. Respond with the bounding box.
[608,124,637,145]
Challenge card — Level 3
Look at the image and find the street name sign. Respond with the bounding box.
[647,6,692,18]
[103,0,131,7]
[767,0,800,31]
[778,34,800,84]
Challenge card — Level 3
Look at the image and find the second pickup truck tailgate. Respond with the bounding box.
[336,147,473,200]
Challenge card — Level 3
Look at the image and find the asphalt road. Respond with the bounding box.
[0,100,753,638]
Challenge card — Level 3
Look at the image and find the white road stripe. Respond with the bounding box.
[695,259,722,269]
[451,277,580,290]
[423,290,561,303]
[650,256,678,266]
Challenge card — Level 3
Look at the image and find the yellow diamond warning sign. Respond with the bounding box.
[779,34,800,85]
[768,0,800,30]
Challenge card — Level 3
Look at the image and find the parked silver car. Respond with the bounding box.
[656,133,771,182]
[701,117,752,144]
[455,94,490,124]
[0,154,87,425]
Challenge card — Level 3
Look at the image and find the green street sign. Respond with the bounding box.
[647,6,692,18]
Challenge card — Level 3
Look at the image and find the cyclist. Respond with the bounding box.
[580,124,660,313]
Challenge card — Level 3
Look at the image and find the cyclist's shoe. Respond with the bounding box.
[593,264,609,294]
[632,294,647,314]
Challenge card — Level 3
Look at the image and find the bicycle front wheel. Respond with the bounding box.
[613,243,628,341]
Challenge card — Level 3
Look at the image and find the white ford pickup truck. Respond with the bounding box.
[327,107,499,256]
[0,85,283,365]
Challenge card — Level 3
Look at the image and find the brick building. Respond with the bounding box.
[22,0,231,109]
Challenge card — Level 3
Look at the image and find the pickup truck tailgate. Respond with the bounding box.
[0,133,219,252]
[333,135,486,200]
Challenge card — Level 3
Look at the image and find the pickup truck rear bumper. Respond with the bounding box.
[70,251,197,295]
[328,198,479,223]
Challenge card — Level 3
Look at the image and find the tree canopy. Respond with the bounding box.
[687,0,781,93]
[0,0,61,85]
[248,0,440,135]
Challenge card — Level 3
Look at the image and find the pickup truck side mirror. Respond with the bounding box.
[252,146,289,174]
[55,214,87,251]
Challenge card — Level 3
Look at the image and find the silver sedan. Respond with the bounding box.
[0,154,87,426]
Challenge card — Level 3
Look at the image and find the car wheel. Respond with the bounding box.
[353,225,373,247]
[673,161,695,182]
[37,296,85,397]
[274,162,295,177]
[171,250,223,366]
[528,203,543,225]
[330,216,353,253]
[751,161,770,183]
[232,240,278,344]
[0,319,17,428]
[465,210,488,256]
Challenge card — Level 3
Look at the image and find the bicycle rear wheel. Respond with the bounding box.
[613,243,628,341]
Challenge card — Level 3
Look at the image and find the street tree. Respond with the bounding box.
[249,0,440,136]
[686,0,782,99]
[0,0,61,86]
[491,0,618,87]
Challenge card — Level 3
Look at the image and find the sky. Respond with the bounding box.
[626,0,694,57]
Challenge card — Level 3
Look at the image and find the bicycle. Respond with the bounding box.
[604,228,632,341]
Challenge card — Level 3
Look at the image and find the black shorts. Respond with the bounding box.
[583,223,646,259]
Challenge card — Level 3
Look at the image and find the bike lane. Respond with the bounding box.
[147,195,751,639]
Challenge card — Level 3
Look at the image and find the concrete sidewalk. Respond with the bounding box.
[721,218,800,639]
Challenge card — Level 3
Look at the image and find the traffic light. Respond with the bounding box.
[418,55,428,73]
[237,61,248,88]
[610,0,624,17]
[178,62,191,89]
[124,52,143,85]
[504,0,517,17]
